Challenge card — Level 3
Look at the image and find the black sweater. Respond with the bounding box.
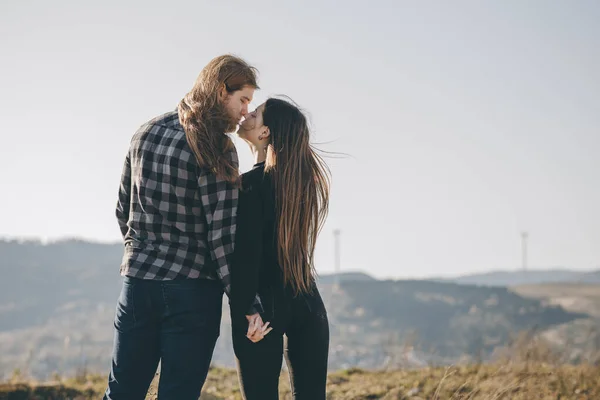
[229,162,284,322]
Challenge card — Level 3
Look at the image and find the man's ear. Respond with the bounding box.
[218,83,228,102]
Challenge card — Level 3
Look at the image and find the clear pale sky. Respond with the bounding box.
[1,0,598,278]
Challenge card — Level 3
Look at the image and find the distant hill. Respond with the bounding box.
[317,272,376,284]
[324,279,585,367]
[0,239,592,379]
[510,282,600,364]
[0,238,123,331]
[512,283,600,318]
[579,270,600,283]
[448,269,600,287]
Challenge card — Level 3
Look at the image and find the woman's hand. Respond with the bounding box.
[245,313,273,343]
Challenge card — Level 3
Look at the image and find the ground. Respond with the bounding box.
[2,363,599,399]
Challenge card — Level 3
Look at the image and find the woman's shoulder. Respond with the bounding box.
[241,163,268,191]
[240,164,274,216]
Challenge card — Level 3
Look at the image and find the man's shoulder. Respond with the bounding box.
[145,110,183,130]
[133,110,186,143]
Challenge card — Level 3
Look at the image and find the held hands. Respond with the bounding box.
[245,313,273,343]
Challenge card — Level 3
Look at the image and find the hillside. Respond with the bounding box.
[449,269,600,287]
[0,239,592,379]
[317,271,376,284]
[325,279,586,367]
[510,282,600,364]
[512,283,600,318]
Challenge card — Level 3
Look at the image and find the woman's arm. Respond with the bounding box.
[230,173,265,321]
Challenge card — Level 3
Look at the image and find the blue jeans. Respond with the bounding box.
[104,276,223,400]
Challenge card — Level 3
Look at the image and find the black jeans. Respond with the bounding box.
[232,288,329,400]
[104,276,223,400]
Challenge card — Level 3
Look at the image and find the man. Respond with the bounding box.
[104,55,263,400]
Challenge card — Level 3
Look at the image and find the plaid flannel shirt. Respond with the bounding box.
[116,110,263,314]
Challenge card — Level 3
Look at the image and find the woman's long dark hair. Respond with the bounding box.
[263,98,331,295]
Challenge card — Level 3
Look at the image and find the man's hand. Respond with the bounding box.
[245,313,273,343]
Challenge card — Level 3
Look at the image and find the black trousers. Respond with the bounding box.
[232,288,329,400]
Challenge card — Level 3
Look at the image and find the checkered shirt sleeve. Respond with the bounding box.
[116,151,131,239]
[198,150,263,314]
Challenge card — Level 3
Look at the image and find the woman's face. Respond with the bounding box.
[237,102,269,148]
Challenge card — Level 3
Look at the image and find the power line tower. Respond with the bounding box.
[521,231,528,271]
[333,229,341,291]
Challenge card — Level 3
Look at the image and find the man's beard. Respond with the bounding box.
[224,117,238,133]
[219,97,241,133]
[210,102,239,134]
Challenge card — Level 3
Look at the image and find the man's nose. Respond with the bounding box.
[241,105,249,116]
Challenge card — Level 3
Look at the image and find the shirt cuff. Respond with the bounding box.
[246,296,265,315]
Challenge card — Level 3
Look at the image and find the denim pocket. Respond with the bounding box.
[114,279,136,331]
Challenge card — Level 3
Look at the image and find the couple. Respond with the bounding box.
[103,55,330,400]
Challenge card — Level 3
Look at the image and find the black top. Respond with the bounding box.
[230,162,284,322]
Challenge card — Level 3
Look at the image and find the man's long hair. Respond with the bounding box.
[178,55,259,185]
[263,98,331,296]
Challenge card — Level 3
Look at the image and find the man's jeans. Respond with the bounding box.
[104,276,223,400]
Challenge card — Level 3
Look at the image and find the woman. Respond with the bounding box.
[230,97,331,399]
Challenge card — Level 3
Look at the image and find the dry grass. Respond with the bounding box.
[1,362,599,399]
[3,328,599,399]
[325,363,600,399]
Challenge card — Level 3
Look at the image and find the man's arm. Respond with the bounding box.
[116,151,131,239]
[198,150,263,314]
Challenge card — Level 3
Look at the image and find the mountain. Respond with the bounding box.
[0,239,593,379]
[317,272,376,284]
[448,269,600,287]
[324,279,586,366]
[0,239,123,331]
[512,282,600,318]
[579,270,600,283]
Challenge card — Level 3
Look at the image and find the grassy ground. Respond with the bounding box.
[2,362,600,399]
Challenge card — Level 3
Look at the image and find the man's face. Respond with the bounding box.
[221,85,255,132]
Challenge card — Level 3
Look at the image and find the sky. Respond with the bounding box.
[1,0,599,279]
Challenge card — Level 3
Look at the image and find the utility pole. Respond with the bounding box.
[333,229,341,291]
[521,231,528,271]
